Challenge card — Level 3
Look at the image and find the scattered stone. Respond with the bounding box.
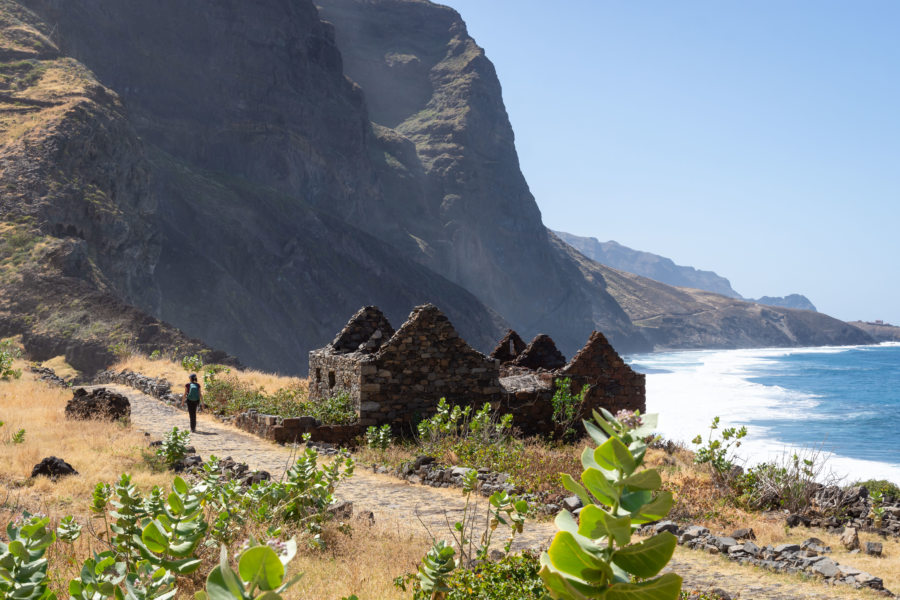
[327,500,353,520]
[31,456,78,479]
[66,387,130,421]
[653,521,679,535]
[840,527,860,551]
[730,527,755,540]
[864,541,883,557]
[28,366,70,387]
[562,495,583,512]
[811,558,840,578]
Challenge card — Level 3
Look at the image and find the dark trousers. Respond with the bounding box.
[186,401,199,432]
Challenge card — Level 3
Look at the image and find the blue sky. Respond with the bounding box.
[438,1,900,325]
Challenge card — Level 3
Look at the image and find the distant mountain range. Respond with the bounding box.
[554,231,818,313]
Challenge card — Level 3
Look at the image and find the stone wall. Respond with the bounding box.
[308,351,363,411]
[357,305,501,427]
[231,410,362,445]
[560,330,645,415]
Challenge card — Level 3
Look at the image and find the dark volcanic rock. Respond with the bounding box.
[66,387,130,421]
[31,456,78,479]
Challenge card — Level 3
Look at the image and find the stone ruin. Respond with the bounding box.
[305,304,645,439]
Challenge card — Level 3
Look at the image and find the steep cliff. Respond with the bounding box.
[15,0,506,373]
[0,0,226,373]
[316,0,647,355]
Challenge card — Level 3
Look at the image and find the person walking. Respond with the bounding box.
[181,373,203,433]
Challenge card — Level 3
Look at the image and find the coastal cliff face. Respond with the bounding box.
[9,0,506,373]
[316,0,645,355]
[554,232,743,299]
[556,237,873,350]
[0,0,874,375]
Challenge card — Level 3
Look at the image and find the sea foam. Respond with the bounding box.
[629,345,900,484]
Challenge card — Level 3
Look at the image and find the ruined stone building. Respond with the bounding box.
[308,304,645,435]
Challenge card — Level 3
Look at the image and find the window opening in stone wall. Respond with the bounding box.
[328,371,336,389]
[315,368,321,383]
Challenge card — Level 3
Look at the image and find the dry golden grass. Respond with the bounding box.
[0,362,172,515]
[38,354,79,380]
[112,354,306,395]
[287,519,429,600]
[0,364,426,599]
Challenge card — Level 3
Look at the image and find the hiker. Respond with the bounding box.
[181,373,204,433]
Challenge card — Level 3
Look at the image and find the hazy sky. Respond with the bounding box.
[438,1,900,325]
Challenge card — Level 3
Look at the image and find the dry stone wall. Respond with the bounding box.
[356,304,500,427]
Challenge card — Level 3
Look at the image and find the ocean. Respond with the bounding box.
[627,343,900,484]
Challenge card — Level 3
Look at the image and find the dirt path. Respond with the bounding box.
[100,384,885,599]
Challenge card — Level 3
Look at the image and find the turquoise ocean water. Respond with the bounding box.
[627,343,900,483]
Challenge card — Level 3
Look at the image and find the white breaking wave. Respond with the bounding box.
[629,345,900,484]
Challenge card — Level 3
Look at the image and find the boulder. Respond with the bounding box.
[840,527,860,551]
[31,456,78,479]
[66,387,130,421]
[864,541,883,557]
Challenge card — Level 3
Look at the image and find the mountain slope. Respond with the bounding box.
[554,235,873,349]
[316,0,648,355]
[555,231,743,299]
[10,0,506,373]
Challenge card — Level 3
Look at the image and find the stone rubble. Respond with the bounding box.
[638,520,893,596]
[28,365,71,388]
[31,456,78,479]
[787,484,900,538]
[66,387,131,421]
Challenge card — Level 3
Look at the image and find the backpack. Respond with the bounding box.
[186,382,201,402]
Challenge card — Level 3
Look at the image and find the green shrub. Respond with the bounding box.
[204,375,355,424]
[540,408,682,599]
[691,416,747,479]
[156,427,190,467]
[0,339,22,381]
[738,448,830,512]
[0,511,56,599]
[180,354,204,373]
[855,479,900,499]
[551,377,589,440]
[416,399,520,475]
[366,424,392,451]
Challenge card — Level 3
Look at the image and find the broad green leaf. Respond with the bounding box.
[141,521,168,554]
[172,477,188,495]
[167,492,184,515]
[594,437,635,475]
[631,492,674,524]
[605,573,682,600]
[238,546,284,591]
[578,505,631,546]
[583,419,609,445]
[611,533,677,578]
[539,565,597,600]
[620,489,652,512]
[555,510,579,535]
[203,566,237,600]
[561,474,591,509]
[620,469,661,491]
[546,532,610,583]
[581,446,601,471]
[582,468,618,507]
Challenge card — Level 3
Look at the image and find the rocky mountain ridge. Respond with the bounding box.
[0,0,876,376]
